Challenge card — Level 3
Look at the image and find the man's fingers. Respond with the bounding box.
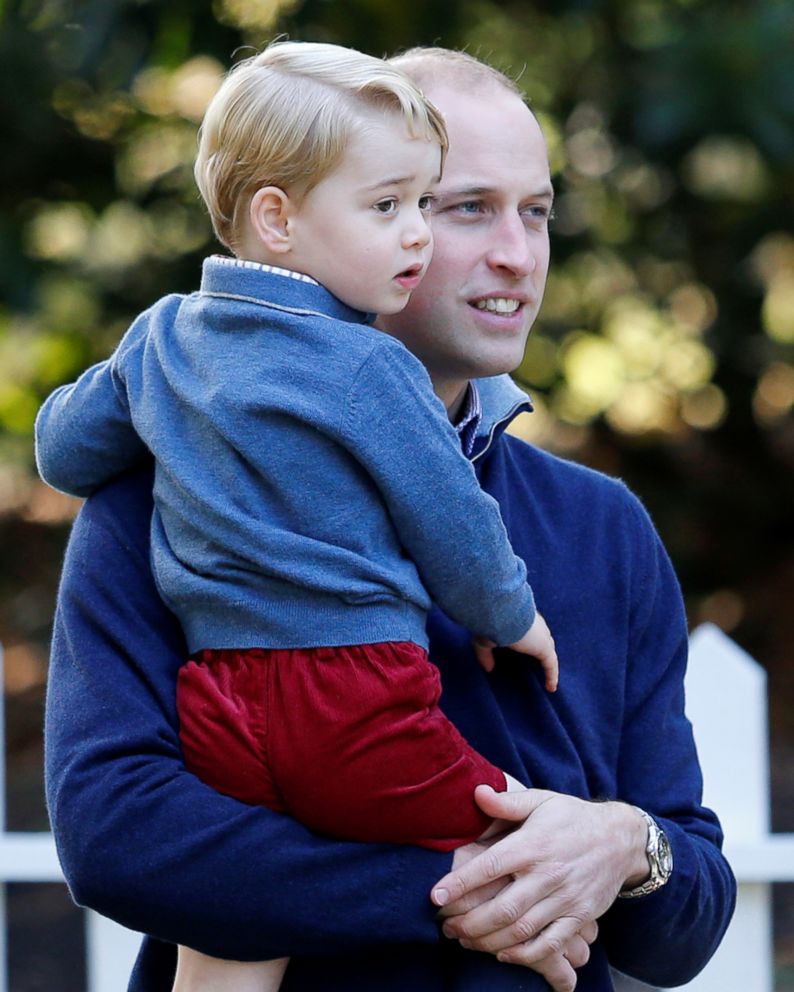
[559,932,592,969]
[495,916,591,967]
[432,789,555,908]
[450,918,597,989]
[578,918,598,947]
[496,948,578,992]
[437,877,509,918]
[447,896,581,955]
[493,931,591,991]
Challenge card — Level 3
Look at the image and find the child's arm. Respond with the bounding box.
[35,320,149,497]
[343,344,553,664]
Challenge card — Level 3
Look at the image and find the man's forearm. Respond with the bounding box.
[48,622,449,959]
[47,470,449,960]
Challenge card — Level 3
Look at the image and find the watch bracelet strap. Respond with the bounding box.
[618,806,672,900]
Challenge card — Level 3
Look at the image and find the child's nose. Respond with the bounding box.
[403,214,432,249]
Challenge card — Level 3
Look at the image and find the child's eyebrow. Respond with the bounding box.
[364,173,430,191]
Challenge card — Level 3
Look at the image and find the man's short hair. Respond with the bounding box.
[195,40,449,253]
[388,47,524,99]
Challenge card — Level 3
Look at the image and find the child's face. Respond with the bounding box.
[286,111,441,315]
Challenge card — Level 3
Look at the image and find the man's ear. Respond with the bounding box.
[249,186,294,254]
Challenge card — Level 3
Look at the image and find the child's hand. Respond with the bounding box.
[473,613,559,691]
[509,612,559,691]
[473,636,498,673]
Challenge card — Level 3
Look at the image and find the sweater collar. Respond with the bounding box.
[200,257,529,459]
[469,375,533,462]
[200,255,375,326]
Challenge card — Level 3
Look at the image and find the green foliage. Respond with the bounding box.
[3,0,794,597]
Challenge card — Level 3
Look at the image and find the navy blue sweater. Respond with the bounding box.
[44,376,735,991]
[35,257,534,653]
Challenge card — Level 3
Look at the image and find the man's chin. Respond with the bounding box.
[465,346,528,381]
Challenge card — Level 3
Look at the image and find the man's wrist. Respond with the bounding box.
[617,802,654,890]
[618,806,674,898]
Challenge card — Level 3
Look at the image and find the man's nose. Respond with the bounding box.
[486,214,537,277]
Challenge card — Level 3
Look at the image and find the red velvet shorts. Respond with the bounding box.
[177,642,506,851]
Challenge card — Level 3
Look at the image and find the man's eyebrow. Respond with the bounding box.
[522,185,556,203]
[434,184,555,203]
[434,185,492,201]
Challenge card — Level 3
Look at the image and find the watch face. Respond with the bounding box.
[617,810,673,898]
[657,830,673,878]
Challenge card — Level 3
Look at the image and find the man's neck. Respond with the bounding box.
[432,378,470,422]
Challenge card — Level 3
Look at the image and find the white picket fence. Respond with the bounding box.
[0,624,791,990]
[613,623,794,992]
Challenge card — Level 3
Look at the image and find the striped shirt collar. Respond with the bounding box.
[455,382,482,458]
[211,255,320,286]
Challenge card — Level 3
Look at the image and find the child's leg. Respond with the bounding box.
[178,643,517,853]
[175,656,291,991]
[173,946,288,992]
[271,641,518,850]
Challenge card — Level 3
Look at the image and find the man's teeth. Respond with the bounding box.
[474,298,521,313]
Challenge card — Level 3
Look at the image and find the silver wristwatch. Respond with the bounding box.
[618,807,673,899]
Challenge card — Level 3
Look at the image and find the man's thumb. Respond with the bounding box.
[473,784,553,821]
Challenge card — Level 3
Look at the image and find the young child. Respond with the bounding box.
[35,41,559,992]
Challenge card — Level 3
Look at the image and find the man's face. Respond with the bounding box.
[378,82,553,407]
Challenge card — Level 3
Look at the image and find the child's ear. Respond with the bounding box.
[249,186,294,254]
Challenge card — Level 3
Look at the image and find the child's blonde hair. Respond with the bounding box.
[195,40,449,253]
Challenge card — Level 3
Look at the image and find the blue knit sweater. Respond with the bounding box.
[35,256,535,653]
[45,377,735,990]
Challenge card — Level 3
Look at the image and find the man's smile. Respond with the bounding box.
[472,297,523,314]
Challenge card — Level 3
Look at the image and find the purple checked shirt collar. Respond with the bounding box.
[455,382,482,459]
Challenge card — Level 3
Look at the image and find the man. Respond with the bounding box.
[44,48,735,992]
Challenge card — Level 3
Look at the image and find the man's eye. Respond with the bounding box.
[374,198,398,214]
[454,200,482,214]
[523,205,553,221]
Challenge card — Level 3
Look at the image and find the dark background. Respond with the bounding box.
[1,0,793,987]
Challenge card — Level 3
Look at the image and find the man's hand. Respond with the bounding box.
[520,919,598,992]
[433,786,648,968]
[438,835,599,992]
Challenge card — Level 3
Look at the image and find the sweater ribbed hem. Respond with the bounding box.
[181,595,430,655]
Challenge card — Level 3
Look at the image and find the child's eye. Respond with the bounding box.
[418,194,435,212]
[374,198,398,215]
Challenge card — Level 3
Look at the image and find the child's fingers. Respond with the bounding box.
[541,643,559,692]
[473,636,496,673]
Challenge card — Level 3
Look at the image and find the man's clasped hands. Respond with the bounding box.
[433,786,647,992]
